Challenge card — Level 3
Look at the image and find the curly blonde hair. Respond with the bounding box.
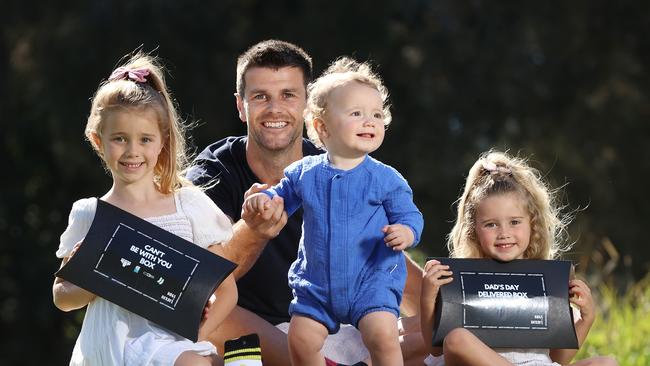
[85,52,191,194]
[305,57,392,149]
[447,150,571,260]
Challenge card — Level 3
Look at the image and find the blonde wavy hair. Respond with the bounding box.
[447,150,571,260]
[305,57,392,149]
[85,52,191,194]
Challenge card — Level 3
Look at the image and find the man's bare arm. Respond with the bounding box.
[220,184,288,280]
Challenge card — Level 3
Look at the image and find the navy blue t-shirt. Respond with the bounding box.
[186,136,321,325]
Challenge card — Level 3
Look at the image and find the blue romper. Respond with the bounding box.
[266,153,424,333]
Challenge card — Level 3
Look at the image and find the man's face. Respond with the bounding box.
[236,66,307,153]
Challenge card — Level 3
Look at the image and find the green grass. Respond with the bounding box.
[575,275,650,365]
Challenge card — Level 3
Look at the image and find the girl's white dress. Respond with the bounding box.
[56,187,233,366]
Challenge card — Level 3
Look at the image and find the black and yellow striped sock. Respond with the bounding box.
[223,333,263,366]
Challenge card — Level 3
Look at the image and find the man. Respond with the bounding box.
[187,40,425,365]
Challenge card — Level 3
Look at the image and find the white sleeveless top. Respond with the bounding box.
[56,187,233,366]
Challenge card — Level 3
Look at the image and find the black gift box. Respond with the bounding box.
[429,258,578,349]
[56,200,237,342]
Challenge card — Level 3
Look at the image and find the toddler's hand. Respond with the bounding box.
[382,224,415,251]
[421,259,453,304]
[569,279,595,325]
[242,192,274,216]
[241,190,287,240]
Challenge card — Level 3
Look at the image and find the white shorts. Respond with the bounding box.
[276,322,369,364]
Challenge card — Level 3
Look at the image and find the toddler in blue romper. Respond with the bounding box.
[265,153,423,330]
[243,56,423,365]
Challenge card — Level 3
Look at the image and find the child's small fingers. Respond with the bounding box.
[70,241,84,256]
[263,199,272,210]
[570,296,585,308]
[247,201,257,215]
[424,260,441,272]
[424,263,449,275]
[258,197,271,212]
[384,231,396,243]
[424,267,452,279]
[387,235,406,247]
[424,270,453,285]
[569,284,589,299]
[439,269,453,279]
[570,279,591,294]
[440,276,454,285]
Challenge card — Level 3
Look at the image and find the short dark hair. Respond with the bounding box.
[236,40,313,96]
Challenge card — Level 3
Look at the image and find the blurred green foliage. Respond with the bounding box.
[576,276,650,365]
[2,0,648,364]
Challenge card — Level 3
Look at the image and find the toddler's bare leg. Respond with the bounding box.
[288,315,328,366]
[358,311,403,366]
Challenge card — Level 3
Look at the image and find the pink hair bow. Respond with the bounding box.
[482,161,511,174]
[108,67,150,83]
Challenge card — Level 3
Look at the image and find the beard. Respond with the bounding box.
[248,114,304,153]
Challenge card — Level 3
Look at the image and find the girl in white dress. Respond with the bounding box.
[420,151,617,366]
[52,52,237,366]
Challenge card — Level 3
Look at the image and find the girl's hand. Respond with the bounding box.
[421,259,453,304]
[62,240,83,265]
[569,279,595,325]
[382,224,415,251]
[53,239,97,311]
[200,294,216,326]
[420,258,453,356]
